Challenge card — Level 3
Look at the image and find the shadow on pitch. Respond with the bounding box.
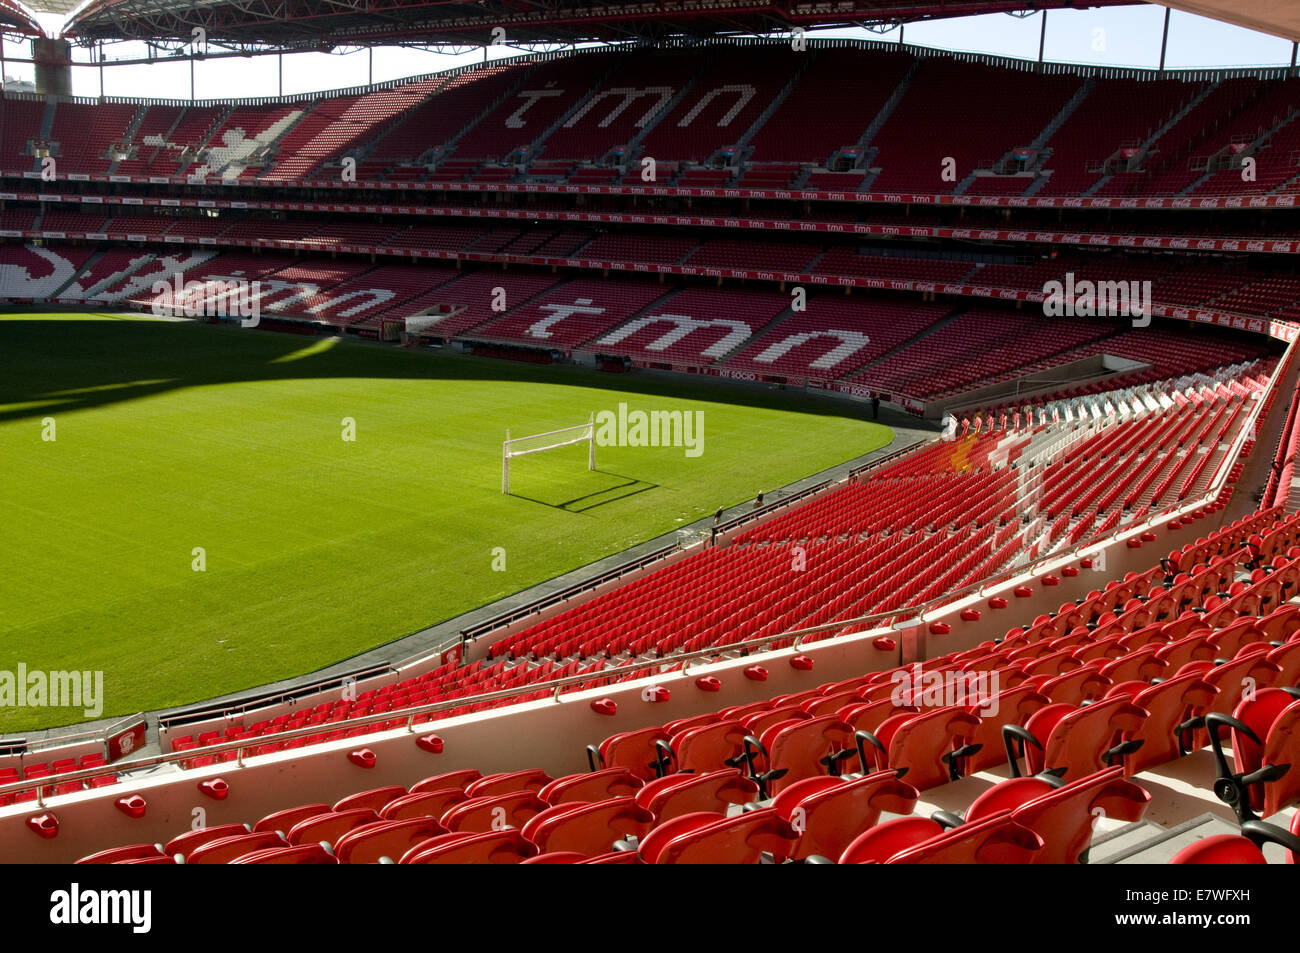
[510,471,659,514]
[0,314,935,428]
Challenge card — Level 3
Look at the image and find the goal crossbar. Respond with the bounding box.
[502,414,595,493]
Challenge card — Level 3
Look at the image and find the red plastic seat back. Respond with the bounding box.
[187,830,288,864]
[230,843,338,864]
[520,796,655,857]
[466,768,552,798]
[672,720,748,774]
[634,769,759,822]
[400,829,538,864]
[599,727,671,781]
[1009,766,1151,864]
[765,715,855,795]
[1170,834,1267,865]
[642,808,798,864]
[538,767,642,806]
[335,817,449,864]
[774,770,919,861]
[440,791,548,834]
[287,808,380,846]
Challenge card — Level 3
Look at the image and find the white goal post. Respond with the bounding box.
[502,413,595,494]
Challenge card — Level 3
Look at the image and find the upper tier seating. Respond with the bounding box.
[3,49,1296,199]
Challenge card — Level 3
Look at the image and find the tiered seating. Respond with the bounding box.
[358,271,564,338]
[468,278,674,350]
[186,104,303,178]
[76,507,1300,863]
[0,99,44,172]
[1136,78,1280,196]
[746,49,913,163]
[724,298,952,380]
[112,104,186,176]
[58,249,160,300]
[305,263,460,327]
[0,209,35,232]
[801,170,869,191]
[265,79,443,181]
[0,754,115,807]
[577,233,697,265]
[684,239,820,272]
[36,210,108,234]
[590,287,790,365]
[0,243,95,298]
[454,53,621,162]
[814,248,974,283]
[361,66,523,174]
[853,308,1116,400]
[1036,78,1194,196]
[963,175,1034,196]
[104,213,174,236]
[47,101,138,175]
[539,54,699,163]
[3,49,1300,198]
[637,48,797,165]
[867,60,1078,193]
[96,250,220,305]
[145,105,226,175]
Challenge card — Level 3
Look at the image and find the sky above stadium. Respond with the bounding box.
[2,4,1297,99]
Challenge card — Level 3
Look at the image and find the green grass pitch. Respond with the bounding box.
[0,313,894,731]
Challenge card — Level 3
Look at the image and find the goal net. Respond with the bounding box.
[502,414,595,494]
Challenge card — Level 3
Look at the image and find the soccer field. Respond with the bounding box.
[0,314,894,731]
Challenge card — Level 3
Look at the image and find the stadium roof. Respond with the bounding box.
[1163,0,1300,41]
[0,0,42,35]
[59,0,1138,50]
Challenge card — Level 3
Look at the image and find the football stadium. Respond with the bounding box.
[2,0,1300,893]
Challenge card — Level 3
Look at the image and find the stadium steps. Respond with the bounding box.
[138,106,192,172]
[1271,164,1300,194]
[848,305,967,375]
[437,62,551,163]
[733,49,820,149]
[1022,168,1052,196]
[106,103,151,176]
[177,103,234,176]
[524,60,625,162]
[853,55,922,153]
[1120,76,1221,189]
[712,301,801,366]
[1104,813,1243,864]
[1177,85,1297,195]
[953,78,1092,195]
[348,74,458,170]
[79,252,161,300]
[1029,77,1094,152]
[47,250,108,299]
[609,57,717,172]
[452,274,580,340]
[34,96,57,173]
[568,286,686,350]
[249,100,322,177]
